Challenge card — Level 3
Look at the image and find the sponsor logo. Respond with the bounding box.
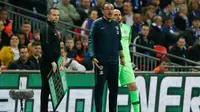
[0,74,200,112]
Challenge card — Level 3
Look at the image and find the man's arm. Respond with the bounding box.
[118,25,125,66]
[40,26,55,63]
[69,5,80,20]
[88,21,96,59]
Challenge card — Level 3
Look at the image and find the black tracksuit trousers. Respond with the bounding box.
[40,58,51,112]
[94,62,119,112]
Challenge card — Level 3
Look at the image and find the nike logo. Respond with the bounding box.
[101,27,106,30]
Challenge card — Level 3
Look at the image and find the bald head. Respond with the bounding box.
[113,9,122,22]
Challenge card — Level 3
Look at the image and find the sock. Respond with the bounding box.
[130,90,140,112]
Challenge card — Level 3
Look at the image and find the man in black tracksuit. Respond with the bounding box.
[88,3,125,112]
[39,8,61,112]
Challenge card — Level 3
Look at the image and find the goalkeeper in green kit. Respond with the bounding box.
[113,9,140,112]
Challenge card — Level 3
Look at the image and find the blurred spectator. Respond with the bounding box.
[75,0,91,26]
[56,29,63,41]
[188,16,200,41]
[60,41,65,48]
[47,0,60,10]
[174,4,190,30]
[188,0,200,21]
[74,39,93,70]
[29,42,41,69]
[133,24,155,56]
[149,15,166,46]
[114,0,124,13]
[168,36,188,65]
[151,0,162,15]
[187,37,200,64]
[160,1,174,20]
[61,47,86,71]
[163,16,176,34]
[0,20,10,47]
[94,0,105,18]
[131,12,142,39]
[0,8,13,37]
[0,46,14,70]
[56,0,80,30]
[122,1,134,26]
[7,46,36,69]
[65,37,77,58]
[32,30,40,42]
[20,21,32,42]
[81,8,98,37]
[141,7,155,26]
[70,0,96,7]
[18,32,29,47]
[153,57,170,73]
[10,35,20,60]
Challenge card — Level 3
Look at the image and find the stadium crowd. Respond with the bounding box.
[0,0,200,71]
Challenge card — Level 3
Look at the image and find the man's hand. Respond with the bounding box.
[120,57,125,66]
[51,62,57,72]
[92,58,100,69]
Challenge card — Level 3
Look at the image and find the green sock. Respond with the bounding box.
[130,90,140,112]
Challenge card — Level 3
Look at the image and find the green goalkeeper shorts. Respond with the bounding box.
[119,64,136,86]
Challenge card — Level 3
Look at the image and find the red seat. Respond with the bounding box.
[154,45,167,58]
[74,28,81,39]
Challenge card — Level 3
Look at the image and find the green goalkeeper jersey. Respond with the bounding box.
[120,23,132,65]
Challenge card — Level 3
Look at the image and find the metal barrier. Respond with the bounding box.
[0,71,200,112]
[0,0,89,32]
[8,10,46,33]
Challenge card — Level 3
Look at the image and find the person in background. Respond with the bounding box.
[81,8,98,37]
[162,16,177,34]
[29,42,41,69]
[65,37,77,58]
[10,35,20,60]
[122,0,134,26]
[60,41,65,48]
[61,47,86,71]
[153,57,170,73]
[131,12,142,39]
[74,39,93,70]
[0,20,10,47]
[188,16,200,42]
[113,9,140,112]
[187,37,200,65]
[133,24,155,56]
[33,30,40,42]
[56,0,80,30]
[7,46,36,69]
[113,0,124,13]
[18,32,29,47]
[0,8,13,37]
[151,0,162,15]
[75,0,91,26]
[168,36,188,65]
[20,21,32,42]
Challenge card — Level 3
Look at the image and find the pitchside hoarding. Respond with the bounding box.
[0,73,200,112]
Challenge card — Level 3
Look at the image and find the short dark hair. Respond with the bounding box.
[163,16,172,22]
[88,8,98,17]
[160,57,170,64]
[32,42,41,46]
[47,7,59,15]
[191,16,200,21]
[123,0,133,6]
[141,24,149,28]
[17,32,26,37]
[22,20,31,25]
[0,7,7,13]
[102,2,113,10]
[19,46,28,52]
